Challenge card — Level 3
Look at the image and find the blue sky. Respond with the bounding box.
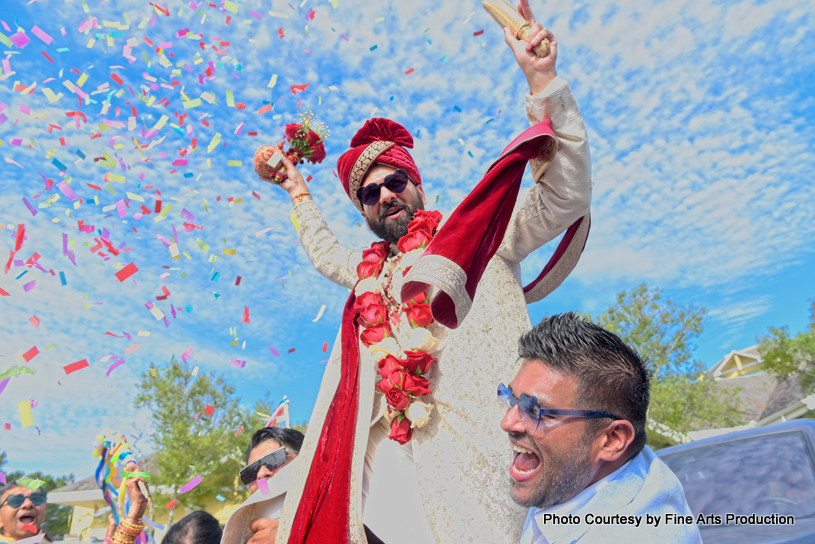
[0,0,813,479]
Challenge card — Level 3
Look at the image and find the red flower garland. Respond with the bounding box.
[354,210,443,444]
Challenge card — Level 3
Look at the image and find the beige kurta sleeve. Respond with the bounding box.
[496,76,592,264]
[291,199,362,289]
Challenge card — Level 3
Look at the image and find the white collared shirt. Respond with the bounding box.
[520,459,632,544]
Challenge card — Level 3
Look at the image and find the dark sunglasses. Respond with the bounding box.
[497,383,619,432]
[239,447,298,485]
[0,490,47,509]
[356,169,411,207]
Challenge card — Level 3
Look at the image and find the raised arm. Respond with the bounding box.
[262,144,361,289]
[497,2,591,263]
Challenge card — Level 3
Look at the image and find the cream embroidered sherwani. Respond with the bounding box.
[275,77,592,544]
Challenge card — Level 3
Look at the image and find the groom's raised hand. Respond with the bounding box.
[503,0,558,95]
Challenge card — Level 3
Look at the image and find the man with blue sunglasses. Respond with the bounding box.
[501,313,701,544]
[0,483,48,543]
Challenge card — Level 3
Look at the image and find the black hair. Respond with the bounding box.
[245,427,305,463]
[161,510,222,544]
[517,312,652,457]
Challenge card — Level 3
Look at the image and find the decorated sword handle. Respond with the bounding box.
[482,0,550,58]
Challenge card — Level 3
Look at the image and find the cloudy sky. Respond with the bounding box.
[1,0,813,480]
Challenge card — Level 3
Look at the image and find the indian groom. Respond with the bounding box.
[261,3,592,543]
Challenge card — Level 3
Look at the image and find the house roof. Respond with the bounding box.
[709,345,763,379]
[715,372,779,423]
[759,376,807,421]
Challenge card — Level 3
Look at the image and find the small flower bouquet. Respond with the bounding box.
[254,110,329,183]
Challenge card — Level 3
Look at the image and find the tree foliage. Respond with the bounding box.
[134,356,275,522]
[759,300,815,392]
[591,284,743,441]
[0,452,75,539]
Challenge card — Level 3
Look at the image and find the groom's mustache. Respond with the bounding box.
[379,202,410,222]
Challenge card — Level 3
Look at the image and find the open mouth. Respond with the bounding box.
[18,513,37,533]
[510,443,541,481]
[383,207,405,220]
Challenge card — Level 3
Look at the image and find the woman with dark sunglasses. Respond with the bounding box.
[0,483,48,543]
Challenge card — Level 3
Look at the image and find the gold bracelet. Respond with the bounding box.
[291,191,311,204]
[112,533,137,544]
[120,520,144,533]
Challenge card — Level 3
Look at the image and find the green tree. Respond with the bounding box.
[758,300,815,391]
[592,284,742,445]
[0,452,74,539]
[134,356,275,524]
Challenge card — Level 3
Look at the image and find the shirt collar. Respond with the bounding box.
[532,456,634,543]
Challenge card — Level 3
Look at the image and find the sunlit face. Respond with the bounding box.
[246,440,298,494]
[500,361,599,509]
[0,486,47,540]
[360,164,426,244]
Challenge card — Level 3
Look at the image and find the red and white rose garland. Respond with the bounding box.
[353,210,443,444]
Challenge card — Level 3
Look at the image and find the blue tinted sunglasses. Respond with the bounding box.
[497,383,619,431]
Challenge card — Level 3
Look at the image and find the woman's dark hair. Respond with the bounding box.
[162,510,222,544]
[245,427,305,463]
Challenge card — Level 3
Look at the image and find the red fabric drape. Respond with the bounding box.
[402,120,558,329]
[287,290,360,544]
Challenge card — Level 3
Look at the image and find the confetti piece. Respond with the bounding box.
[290,84,310,94]
[288,348,296,354]
[405,68,414,74]
[18,400,34,428]
[230,359,246,368]
[242,306,250,324]
[22,347,39,363]
[312,305,327,322]
[124,345,140,355]
[257,477,270,495]
[29,316,39,328]
[115,262,139,282]
[474,29,484,36]
[23,281,36,292]
[255,227,274,237]
[64,359,89,374]
[165,499,178,509]
[204,404,214,416]
[31,26,53,44]
[16,476,45,491]
[267,74,277,88]
[235,276,242,285]
[0,473,5,485]
[322,342,328,352]
[235,425,244,437]
[181,346,193,363]
[21,524,37,533]
[106,359,125,376]
[215,494,226,502]
[179,475,202,493]
[266,344,280,357]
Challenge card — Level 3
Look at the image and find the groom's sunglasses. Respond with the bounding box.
[0,490,47,509]
[239,447,298,485]
[356,169,411,207]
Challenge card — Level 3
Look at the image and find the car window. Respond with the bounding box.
[660,432,815,519]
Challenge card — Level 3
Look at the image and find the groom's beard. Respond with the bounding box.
[366,196,425,244]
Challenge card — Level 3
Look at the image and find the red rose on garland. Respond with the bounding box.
[358,303,388,327]
[384,389,410,411]
[404,303,433,328]
[409,210,442,236]
[401,372,433,396]
[380,355,409,377]
[402,351,436,375]
[397,230,433,254]
[354,291,385,312]
[360,322,391,347]
[389,416,412,445]
[357,260,384,279]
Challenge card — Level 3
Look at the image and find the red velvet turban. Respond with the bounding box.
[336,118,422,211]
